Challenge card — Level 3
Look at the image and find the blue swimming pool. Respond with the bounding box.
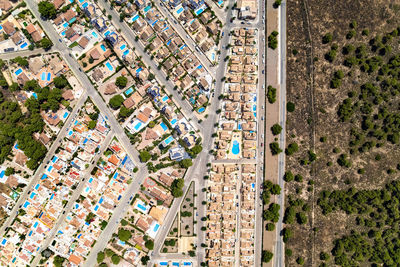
[131,14,139,22]
[20,42,28,49]
[104,30,110,36]
[136,67,143,73]
[35,184,40,190]
[123,49,130,56]
[113,172,119,179]
[164,136,174,145]
[41,174,47,180]
[99,197,103,204]
[15,68,22,76]
[14,143,18,149]
[197,65,203,69]
[170,118,177,125]
[52,156,58,163]
[29,192,36,199]
[179,44,186,50]
[137,203,147,212]
[153,223,160,231]
[69,17,76,24]
[48,166,53,172]
[23,201,30,208]
[184,263,192,266]
[0,171,4,178]
[82,2,88,8]
[79,0,84,3]
[252,104,256,111]
[232,140,240,155]
[218,0,224,5]
[63,22,69,28]
[134,121,142,130]
[198,107,205,113]
[94,205,99,211]
[160,122,168,131]
[125,87,133,96]
[47,72,51,81]
[173,263,179,267]
[61,30,66,36]
[32,92,37,99]
[238,123,242,130]
[195,8,204,15]
[100,44,106,51]
[63,111,69,119]
[89,177,93,183]
[105,62,113,71]
[120,44,126,50]
[177,7,184,14]
[162,95,169,102]
[144,5,151,12]
[159,262,168,266]
[41,72,45,81]
[211,53,215,61]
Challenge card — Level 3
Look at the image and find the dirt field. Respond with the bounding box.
[285,0,400,265]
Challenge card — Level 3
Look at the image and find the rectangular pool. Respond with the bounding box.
[125,87,133,96]
[105,62,113,71]
[123,49,130,56]
[160,122,168,131]
[120,44,126,50]
[20,42,28,49]
[100,44,106,52]
[63,111,69,119]
[15,68,22,76]
[92,31,98,38]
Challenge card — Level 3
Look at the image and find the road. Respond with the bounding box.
[274,0,287,266]
[97,0,201,130]
[0,92,87,237]
[31,133,114,266]
[0,47,56,60]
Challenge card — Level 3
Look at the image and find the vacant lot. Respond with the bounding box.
[285,0,400,266]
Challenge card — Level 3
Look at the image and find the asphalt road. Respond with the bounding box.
[0,47,55,60]
[274,1,287,266]
[0,92,87,237]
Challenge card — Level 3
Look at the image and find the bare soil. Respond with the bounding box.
[285,0,400,265]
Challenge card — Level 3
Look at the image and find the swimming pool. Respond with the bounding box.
[134,121,142,131]
[218,0,224,5]
[32,92,38,99]
[63,22,69,28]
[100,44,106,52]
[63,111,69,119]
[170,118,177,125]
[29,192,36,199]
[172,263,179,267]
[113,172,119,179]
[0,171,4,178]
[14,143,18,149]
[123,49,130,56]
[48,166,53,172]
[23,201,30,208]
[232,140,240,155]
[105,62,113,71]
[179,44,186,50]
[198,107,205,113]
[89,177,93,183]
[177,7,184,14]
[15,68,22,76]
[125,87,133,96]
[120,44,126,50]
[41,72,46,81]
[195,7,204,15]
[91,31,98,38]
[144,5,151,12]
[183,263,192,266]
[153,223,160,231]
[99,197,103,204]
[162,95,169,102]
[78,0,84,3]
[131,14,139,22]
[104,30,110,36]
[211,53,216,61]
[159,262,168,266]
[197,64,203,69]
[252,104,256,111]
[238,123,242,130]
[69,17,76,24]
[94,205,99,211]
[82,2,88,8]
[61,30,66,36]
[136,202,147,213]
[47,72,51,81]
[20,42,28,49]
[164,136,174,145]
[52,156,58,163]
[160,122,168,131]
[41,174,47,180]
[136,67,143,73]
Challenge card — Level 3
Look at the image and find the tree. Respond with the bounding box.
[267,85,277,103]
[179,158,193,168]
[297,256,305,265]
[9,82,19,92]
[14,56,28,67]
[141,256,150,265]
[287,102,295,112]
[322,33,333,44]
[41,38,53,50]
[266,223,275,231]
[97,252,105,263]
[139,151,151,162]
[262,250,273,263]
[111,254,120,265]
[285,143,299,155]
[171,178,184,198]
[320,252,330,261]
[5,167,14,176]
[115,76,128,88]
[38,1,57,19]
[282,227,293,242]
[109,95,124,109]
[284,171,294,182]
[268,31,279,49]
[269,142,282,155]
[88,120,97,129]
[53,255,66,267]
[145,239,154,250]
[117,229,131,242]
[118,106,134,119]
[271,123,282,135]
[53,76,69,89]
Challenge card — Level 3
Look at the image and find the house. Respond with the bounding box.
[65,27,77,40]
[31,31,43,42]
[2,21,16,35]
[169,146,185,161]
[90,48,101,60]
[106,32,119,46]
[53,0,65,9]
[84,3,96,17]
[187,0,205,9]
[104,83,117,95]
[11,32,23,45]
[93,17,107,32]
[78,36,89,49]
[62,90,74,101]
[43,112,61,126]
[0,0,12,12]
[207,21,219,35]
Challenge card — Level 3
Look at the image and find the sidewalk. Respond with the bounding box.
[263,0,280,266]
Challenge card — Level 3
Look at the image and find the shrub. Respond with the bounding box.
[322,33,333,44]
[284,171,294,182]
[268,31,279,49]
[287,102,295,112]
[285,143,298,155]
[266,223,275,231]
[269,142,282,155]
[271,123,282,135]
[267,86,277,103]
[262,250,273,262]
[97,252,105,263]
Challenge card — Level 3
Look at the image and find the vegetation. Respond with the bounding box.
[139,151,151,162]
[38,1,57,19]
[271,123,282,135]
[117,229,131,242]
[171,178,184,197]
[109,95,124,110]
[268,31,279,49]
[115,76,128,88]
[269,142,282,155]
[267,85,277,103]
[262,250,274,263]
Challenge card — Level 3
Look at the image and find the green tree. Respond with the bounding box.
[322,33,333,44]
[145,239,154,250]
[14,56,28,67]
[271,123,282,135]
[115,76,128,88]
[117,229,131,242]
[109,95,124,109]
[88,120,97,129]
[266,223,275,231]
[111,254,120,265]
[267,85,277,103]
[141,256,150,265]
[53,255,66,267]
[40,38,53,50]
[38,1,57,19]
[53,76,69,89]
[262,250,273,263]
[287,102,295,112]
[4,167,14,176]
[97,252,105,263]
[285,143,299,155]
[297,256,305,265]
[118,106,134,119]
[269,142,282,155]
[139,151,151,162]
[284,171,294,182]
[179,158,193,168]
